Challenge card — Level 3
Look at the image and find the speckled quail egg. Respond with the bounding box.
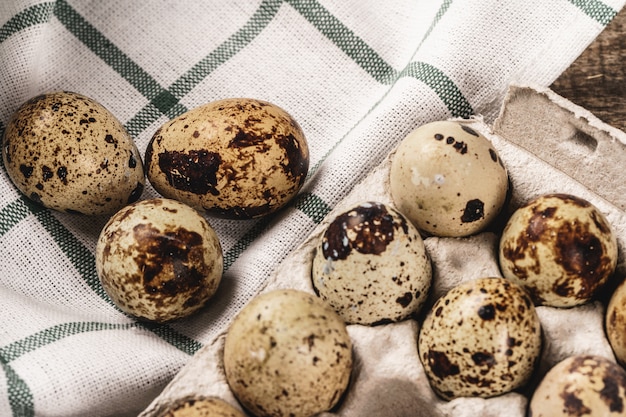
[95,198,223,322]
[311,201,432,325]
[156,396,244,417]
[499,193,618,308]
[606,279,626,367]
[418,277,542,400]
[2,91,145,215]
[529,355,626,417]
[389,120,508,237]
[145,98,309,219]
[223,289,353,417]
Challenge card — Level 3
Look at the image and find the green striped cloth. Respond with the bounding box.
[0,1,622,416]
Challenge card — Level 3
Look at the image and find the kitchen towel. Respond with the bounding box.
[0,1,623,416]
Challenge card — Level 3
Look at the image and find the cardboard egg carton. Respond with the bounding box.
[139,85,626,417]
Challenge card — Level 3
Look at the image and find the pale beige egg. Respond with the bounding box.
[95,198,223,322]
[223,289,352,417]
[418,277,542,400]
[389,120,508,237]
[499,193,618,307]
[529,355,626,417]
[311,201,432,325]
[2,91,145,215]
[145,98,309,219]
[606,279,626,366]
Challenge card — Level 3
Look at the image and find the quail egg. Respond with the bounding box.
[2,91,145,215]
[606,279,626,367]
[529,355,626,417]
[156,396,244,417]
[95,198,223,322]
[145,98,309,219]
[418,277,542,400]
[499,193,618,307]
[223,289,353,417]
[389,120,508,237]
[311,201,432,325]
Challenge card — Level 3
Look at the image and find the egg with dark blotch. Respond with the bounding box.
[418,277,542,400]
[389,120,508,237]
[223,289,353,417]
[529,355,626,417]
[95,198,223,322]
[2,91,145,215]
[155,396,244,417]
[145,98,309,219]
[311,201,432,325]
[499,193,618,308]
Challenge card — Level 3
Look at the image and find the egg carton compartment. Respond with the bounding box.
[139,85,626,417]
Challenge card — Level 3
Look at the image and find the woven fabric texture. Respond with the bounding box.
[0,1,623,416]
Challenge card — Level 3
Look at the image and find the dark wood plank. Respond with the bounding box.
[550,7,626,132]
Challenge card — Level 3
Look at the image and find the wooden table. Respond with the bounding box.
[551,6,626,132]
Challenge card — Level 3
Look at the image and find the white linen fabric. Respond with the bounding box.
[0,1,623,416]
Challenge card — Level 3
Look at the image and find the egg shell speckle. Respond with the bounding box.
[418,277,542,400]
[606,279,626,367]
[223,289,353,417]
[145,98,309,219]
[311,201,432,325]
[499,193,618,308]
[2,91,145,215]
[155,396,244,417]
[95,198,223,322]
[389,120,508,237]
[529,355,626,417]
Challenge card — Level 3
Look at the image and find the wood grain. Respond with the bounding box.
[551,7,626,132]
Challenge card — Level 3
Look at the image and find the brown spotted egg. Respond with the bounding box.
[95,198,223,322]
[499,193,618,308]
[529,355,626,417]
[2,91,145,215]
[605,279,626,367]
[418,277,542,400]
[223,289,353,417]
[389,120,508,237]
[311,201,432,325]
[145,98,309,219]
[155,396,244,417]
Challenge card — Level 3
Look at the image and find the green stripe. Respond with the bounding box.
[124,103,168,139]
[53,0,163,99]
[421,0,454,44]
[0,2,55,43]
[125,0,283,136]
[53,0,180,115]
[138,322,203,356]
[0,197,46,238]
[293,192,331,224]
[1,363,33,417]
[286,0,471,116]
[400,61,473,118]
[569,0,617,25]
[286,0,396,84]
[0,321,201,363]
[169,0,284,99]
[0,322,135,363]
[32,210,107,300]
